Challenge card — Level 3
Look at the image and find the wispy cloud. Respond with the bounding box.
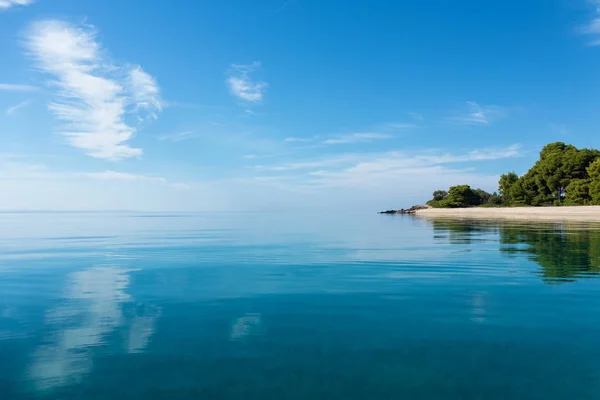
[323,132,393,145]
[251,153,364,172]
[226,62,268,103]
[0,0,34,10]
[378,122,419,131]
[251,145,521,174]
[6,100,31,115]
[282,122,417,146]
[83,170,167,183]
[0,156,185,189]
[407,112,424,121]
[83,171,189,190]
[302,145,522,189]
[284,137,314,143]
[0,153,47,174]
[128,66,163,119]
[237,145,523,207]
[581,0,600,45]
[0,83,39,92]
[157,130,198,142]
[24,20,163,160]
[446,101,506,126]
[273,0,292,13]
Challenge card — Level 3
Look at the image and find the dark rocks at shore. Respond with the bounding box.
[378,205,430,215]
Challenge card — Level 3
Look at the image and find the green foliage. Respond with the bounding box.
[426,142,600,208]
[428,185,494,208]
[565,179,591,205]
[587,159,600,204]
[439,185,481,208]
[487,192,503,205]
[426,199,443,208]
[498,171,518,203]
[587,158,600,179]
[473,188,492,204]
[509,177,538,206]
[590,180,600,205]
[535,143,599,202]
[432,190,448,201]
[507,142,600,206]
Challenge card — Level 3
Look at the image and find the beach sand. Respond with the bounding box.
[415,206,600,222]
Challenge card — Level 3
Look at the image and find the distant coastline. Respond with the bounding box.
[380,142,600,221]
[414,206,600,222]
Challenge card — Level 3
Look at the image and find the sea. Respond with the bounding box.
[1,211,599,399]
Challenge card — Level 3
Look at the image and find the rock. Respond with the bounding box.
[378,205,430,215]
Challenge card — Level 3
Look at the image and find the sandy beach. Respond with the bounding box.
[415,206,600,222]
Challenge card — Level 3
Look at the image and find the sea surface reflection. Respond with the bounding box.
[1,212,600,399]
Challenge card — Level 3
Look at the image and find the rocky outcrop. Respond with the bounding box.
[378,205,430,215]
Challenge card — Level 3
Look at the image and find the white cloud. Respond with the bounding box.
[283,123,416,146]
[226,62,268,103]
[0,83,39,91]
[0,0,34,10]
[251,153,364,172]
[407,112,424,121]
[6,99,31,115]
[333,145,521,178]
[0,156,187,190]
[323,132,393,145]
[157,130,197,142]
[82,170,167,184]
[128,66,163,119]
[234,144,519,210]
[24,20,163,160]
[251,145,521,177]
[447,101,506,126]
[284,137,313,143]
[379,122,419,130]
[81,170,188,189]
[582,1,600,45]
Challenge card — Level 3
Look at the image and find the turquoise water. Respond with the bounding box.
[1,212,600,399]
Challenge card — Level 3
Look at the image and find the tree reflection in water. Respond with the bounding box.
[429,219,600,283]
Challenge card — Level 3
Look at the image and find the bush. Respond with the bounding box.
[432,190,448,201]
[426,200,443,208]
[440,185,481,208]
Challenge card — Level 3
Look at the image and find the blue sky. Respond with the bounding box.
[2,0,600,211]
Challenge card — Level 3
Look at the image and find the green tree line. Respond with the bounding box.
[428,142,600,208]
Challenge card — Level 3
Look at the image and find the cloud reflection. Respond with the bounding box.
[230,313,262,341]
[28,266,160,391]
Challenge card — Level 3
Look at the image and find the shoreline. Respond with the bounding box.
[414,206,600,222]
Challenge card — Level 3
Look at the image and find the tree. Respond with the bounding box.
[432,190,448,201]
[487,192,503,205]
[587,159,600,204]
[506,143,599,206]
[534,142,599,202]
[474,189,492,205]
[440,185,480,208]
[510,175,538,206]
[587,158,600,180]
[565,179,591,205]
[498,172,519,204]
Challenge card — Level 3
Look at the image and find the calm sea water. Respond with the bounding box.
[1,212,600,399]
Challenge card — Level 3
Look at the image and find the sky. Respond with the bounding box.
[2,0,600,211]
